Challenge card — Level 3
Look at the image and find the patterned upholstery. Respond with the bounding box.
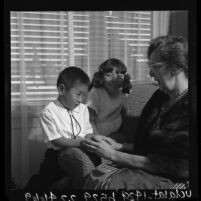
[122,82,158,142]
[125,82,158,116]
[171,181,189,189]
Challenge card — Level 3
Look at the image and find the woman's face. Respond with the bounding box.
[149,49,176,94]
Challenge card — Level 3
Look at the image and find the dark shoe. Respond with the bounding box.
[49,177,72,191]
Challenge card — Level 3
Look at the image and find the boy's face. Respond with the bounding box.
[59,81,89,110]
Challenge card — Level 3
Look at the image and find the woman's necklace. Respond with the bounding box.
[155,88,188,130]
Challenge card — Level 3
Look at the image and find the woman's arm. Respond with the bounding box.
[86,134,133,152]
[111,150,157,174]
[101,137,134,152]
[121,143,134,152]
[112,128,189,178]
[82,138,156,174]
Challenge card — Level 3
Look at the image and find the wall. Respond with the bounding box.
[11,104,47,188]
[169,11,188,40]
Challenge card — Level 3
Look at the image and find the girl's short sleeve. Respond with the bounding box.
[87,88,99,114]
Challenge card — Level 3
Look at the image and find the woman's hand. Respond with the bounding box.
[87,135,108,142]
[86,135,123,150]
[81,138,116,160]
[101,137,123,150]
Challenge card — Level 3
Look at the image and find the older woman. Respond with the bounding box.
[82,35,189,189]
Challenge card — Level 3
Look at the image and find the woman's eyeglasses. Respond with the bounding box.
[148,62,166,70]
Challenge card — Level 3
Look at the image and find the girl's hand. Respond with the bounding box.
[81,138,116,160]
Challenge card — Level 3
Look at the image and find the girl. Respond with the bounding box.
[87,58,132,142]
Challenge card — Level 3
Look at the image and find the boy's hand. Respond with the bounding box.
[84,133,95,140]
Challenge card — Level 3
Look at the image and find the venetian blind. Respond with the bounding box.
[11,11,68,104]
[11,11,153,104]
[73,11,153,81]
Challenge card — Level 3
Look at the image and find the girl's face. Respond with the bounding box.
[58,81,89,110]
[103,67,125,89]
[149,49,176,94]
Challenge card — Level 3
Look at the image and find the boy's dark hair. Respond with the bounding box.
[57,66,90,90]
[147,35,188,77]
[89,58,132,94]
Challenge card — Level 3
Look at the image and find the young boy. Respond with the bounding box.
[25,67,101,191]
[41,66,93,149]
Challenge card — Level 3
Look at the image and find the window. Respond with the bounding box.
[73,11,153,81]
[11,12,68,104]
[11,11,153,104]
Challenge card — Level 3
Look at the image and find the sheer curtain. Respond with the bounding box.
[153,11,170,38]
[10,11,170,188]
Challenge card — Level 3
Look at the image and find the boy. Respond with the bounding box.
[26,67,100,191]
[41,66,93,148]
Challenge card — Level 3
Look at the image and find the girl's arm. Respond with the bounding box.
[121,94,129,119]
[87,88,100,135]
[87,106,100,135]
[121,105,128,119]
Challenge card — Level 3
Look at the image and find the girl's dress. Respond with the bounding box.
[87,87,124,136]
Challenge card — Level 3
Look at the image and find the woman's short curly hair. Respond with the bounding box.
[147,35,188,77]
[89,58,132,94]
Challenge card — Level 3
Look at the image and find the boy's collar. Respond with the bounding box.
[72,104,81,113]
[56,99,80,113]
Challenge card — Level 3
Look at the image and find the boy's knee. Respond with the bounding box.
[58,148,84,172]
[58,147,95,180]
[58,148,82,162]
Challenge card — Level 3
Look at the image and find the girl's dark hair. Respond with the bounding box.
[57,66,90,90]
[147,35,188,77]
[89,58,132,94]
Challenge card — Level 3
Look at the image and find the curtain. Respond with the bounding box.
[10,11,170,187]
[153,11,170,38]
